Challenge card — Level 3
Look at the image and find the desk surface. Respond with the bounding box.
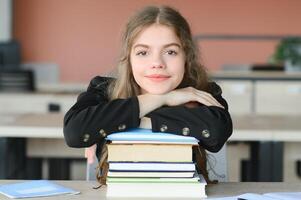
[1,113,301,141]
[0,180,300,199]
[230,115,301,141]
[0,113,64,138]
[211,71,301,81]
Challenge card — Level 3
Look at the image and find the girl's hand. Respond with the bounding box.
[85,144,97,164]
[137,87,224,118]
[164,87,224,109]
[139,117,152,129]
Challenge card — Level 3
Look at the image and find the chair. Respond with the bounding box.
[86,155,98,181]
[0,69,35,92]
[86,145,228,182]
[206,145,228,182]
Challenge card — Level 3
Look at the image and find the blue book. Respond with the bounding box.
[106,128,199,144]
[0,180,80,199]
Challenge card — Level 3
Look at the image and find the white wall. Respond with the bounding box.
[0,0,12,42]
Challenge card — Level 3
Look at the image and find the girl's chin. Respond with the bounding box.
[141,88,171,95]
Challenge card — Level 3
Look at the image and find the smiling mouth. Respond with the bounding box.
[145,74,171,82]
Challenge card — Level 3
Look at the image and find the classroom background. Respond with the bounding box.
[1,0,301,183]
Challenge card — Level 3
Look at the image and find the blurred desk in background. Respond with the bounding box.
[210,71,301,182]
[0,80,86,180]
[0,93,78,114]
[1,113,301,181]
[0,113,63,138]
[210,71,301,115]
[231,115,301,142]
[0,113,83,157]
[0,113,84,180]
[230,115,301,182]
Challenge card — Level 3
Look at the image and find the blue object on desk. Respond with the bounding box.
[106,128,199,144]
[0,180,79,198]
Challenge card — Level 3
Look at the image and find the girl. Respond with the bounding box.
[64,5,232,184]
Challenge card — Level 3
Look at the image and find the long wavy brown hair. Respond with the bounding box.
[108,5,209,99]
[96,5,217,186]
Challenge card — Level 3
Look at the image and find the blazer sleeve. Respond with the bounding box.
[146,82,233,153]
[63,76,140,148]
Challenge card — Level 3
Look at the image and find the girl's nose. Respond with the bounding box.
[151,54,165,69]
[151,63,164,69]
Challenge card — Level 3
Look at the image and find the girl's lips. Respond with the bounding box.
[145,74,171,82]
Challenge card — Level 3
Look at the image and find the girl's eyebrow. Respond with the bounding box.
[133,43,181,50]
[163,43,181,48]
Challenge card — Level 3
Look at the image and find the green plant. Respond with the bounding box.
[272,37,301,66]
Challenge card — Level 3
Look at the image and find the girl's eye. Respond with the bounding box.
[166,50,178,55]
[136,51,148,56]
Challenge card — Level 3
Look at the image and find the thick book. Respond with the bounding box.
[106,128,199,144]
[106,182,206,198]
[109,162,196,172]
[0,180,79,199]
[107,143,193,162]
[107,171,195,178]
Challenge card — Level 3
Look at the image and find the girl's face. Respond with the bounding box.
[130,24,185,95]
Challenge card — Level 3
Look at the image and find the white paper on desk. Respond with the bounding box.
[264,192,301,200]
[209,192,301,200]
[237,193,275,200]
[208,193,274,200]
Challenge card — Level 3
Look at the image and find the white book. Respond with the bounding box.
[107,177,201,183]
[108,171,195,178]
[106,182,206,198]
[109,162,196,172]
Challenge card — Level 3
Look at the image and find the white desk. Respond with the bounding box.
[1,113,301,181]
[0,180,301,199]
[0,113,84,158]
[0,113,63,138]
[2,113,301,141]
[230,115,301,182]
[0,93,78,114]
[231,115,301,141]
[1,114,301,157]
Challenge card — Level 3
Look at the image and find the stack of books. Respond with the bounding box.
[105,128,206,198]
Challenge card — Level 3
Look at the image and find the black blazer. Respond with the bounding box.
[63,76,232,155]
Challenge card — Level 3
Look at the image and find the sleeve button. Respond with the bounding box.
[118,124,126,131]
[160,124,168,132]
[182,127,190,136]
[202,129,210,138]
[99,129,107,137]
[83,134,90,142]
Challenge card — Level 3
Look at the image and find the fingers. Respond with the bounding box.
[196,90,224,109]
[197,95,224,109]
[167,87,225,109]
[184,87,224,109]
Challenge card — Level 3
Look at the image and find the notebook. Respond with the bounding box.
[0,180,80,199]
[106,128,199,144]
